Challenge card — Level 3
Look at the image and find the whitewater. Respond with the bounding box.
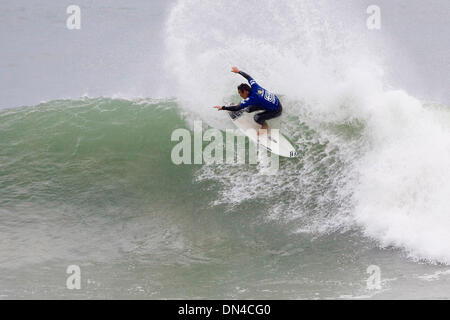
[165,0,450,264]
[1,0,449,299]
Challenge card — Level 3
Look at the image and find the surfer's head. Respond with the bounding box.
[237,83,251,98]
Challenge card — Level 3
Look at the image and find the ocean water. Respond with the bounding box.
[1,0,450,299]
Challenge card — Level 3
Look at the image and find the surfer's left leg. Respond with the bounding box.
[258,122,269,135]
[253,104,283,135]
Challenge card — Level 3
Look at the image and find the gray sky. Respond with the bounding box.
[0,0,448,109]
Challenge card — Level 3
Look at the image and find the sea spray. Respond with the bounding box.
[166,0,450,264]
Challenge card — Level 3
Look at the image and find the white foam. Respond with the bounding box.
[165,0,450,264]
[353,91,450,264]
[418,269,450,281]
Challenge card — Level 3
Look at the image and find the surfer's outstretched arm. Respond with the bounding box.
[213,105,243,111]
[238,71,253,81]
[221,105,242,111]
[231,66,257,87]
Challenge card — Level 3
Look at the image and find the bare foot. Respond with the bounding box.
[257,123,269,136]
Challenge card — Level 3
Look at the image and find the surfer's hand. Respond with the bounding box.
[213,106,223,110]
[231,66,239,73]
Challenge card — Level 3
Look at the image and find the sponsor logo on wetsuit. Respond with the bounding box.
[264,91,275,103]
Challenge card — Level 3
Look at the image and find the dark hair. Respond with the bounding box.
[237,83,251,93]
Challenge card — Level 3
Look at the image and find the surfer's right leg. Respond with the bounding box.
[253,104,283,129]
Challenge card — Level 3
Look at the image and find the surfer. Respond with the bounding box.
[213,66,282,135]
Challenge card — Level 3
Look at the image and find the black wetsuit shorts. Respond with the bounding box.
[247,104,282,125]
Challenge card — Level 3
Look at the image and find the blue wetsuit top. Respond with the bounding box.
[222,71,280,112]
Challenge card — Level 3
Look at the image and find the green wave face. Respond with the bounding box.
[0,98,192,207]
[1,97,450,299]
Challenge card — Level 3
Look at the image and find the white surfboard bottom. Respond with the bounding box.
[228,109,297,158]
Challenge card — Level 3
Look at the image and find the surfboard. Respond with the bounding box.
[227,109,297,158]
